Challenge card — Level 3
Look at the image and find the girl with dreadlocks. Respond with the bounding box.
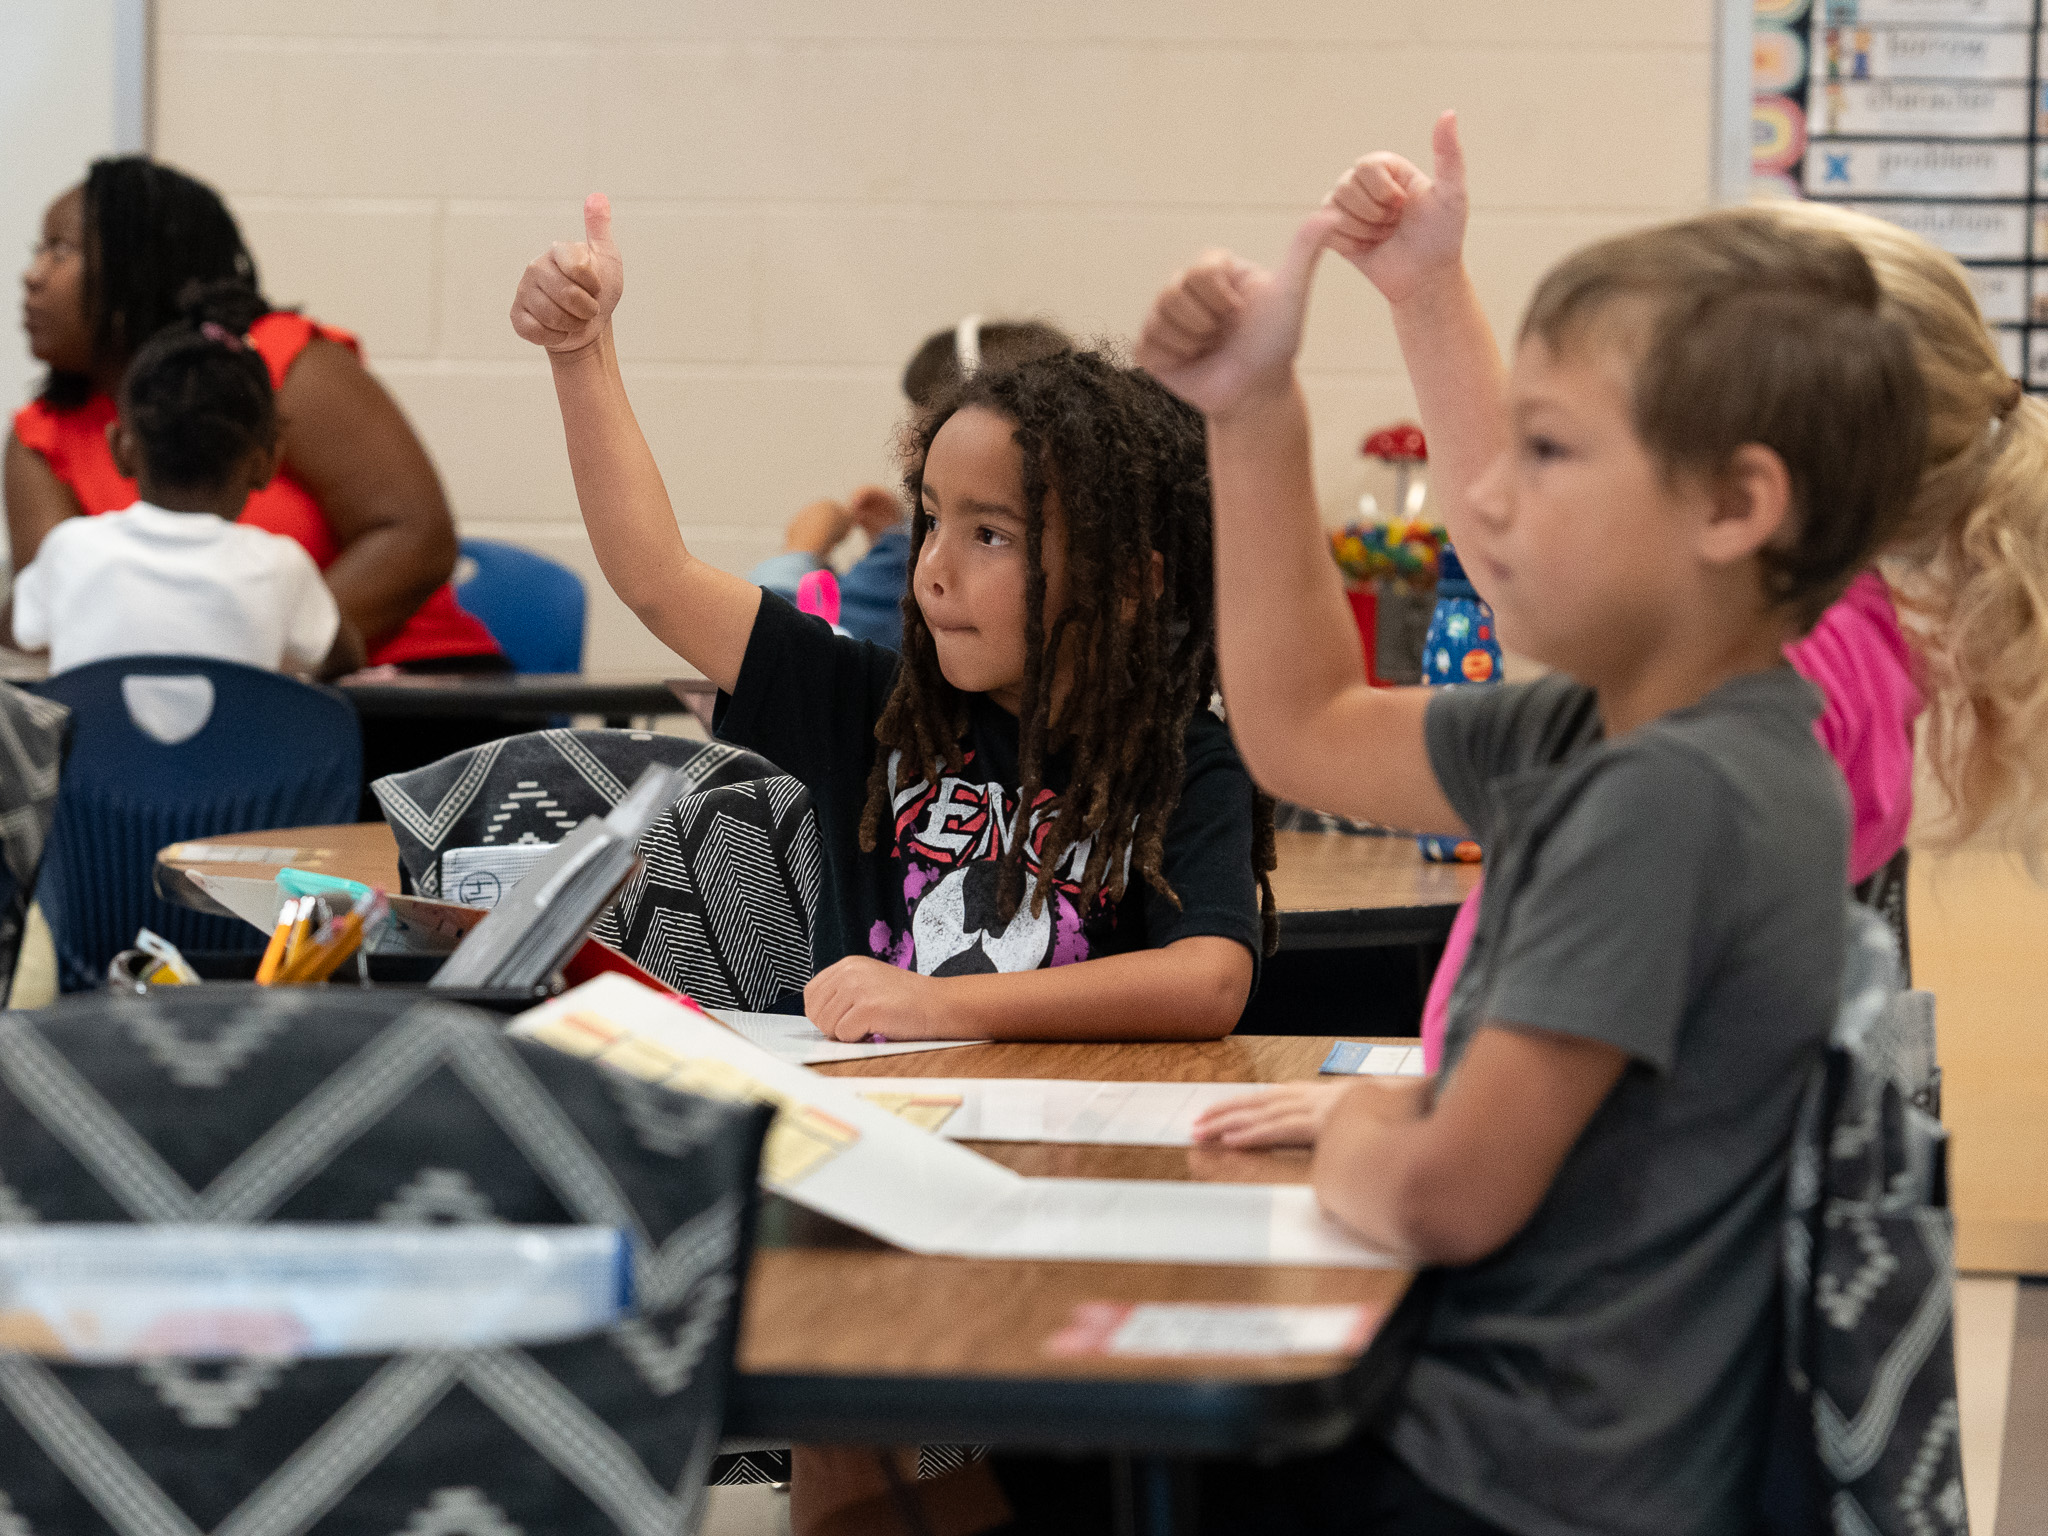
[512,197,1274,1042]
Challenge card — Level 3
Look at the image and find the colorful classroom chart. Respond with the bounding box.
[1965,263,2030,323]
[1812,79,2030,136]
[1816,25,2031,79]
[1842,198,2030,257]
[1803,138,2031,195]
[1818,0,2033,26]
[1779,0,2048,388]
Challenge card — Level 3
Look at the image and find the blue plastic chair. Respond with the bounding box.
[453,539,586,674]
[32,656,362,992]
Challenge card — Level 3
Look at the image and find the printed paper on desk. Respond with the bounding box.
[852,1079,1273,1147]
[1319,1042,1426,1077]
[713,1008,988,1064]
[188,871,485,956]
[513,977,1394,1269]
[1045,1301,1380,1359]
[513,978,1018,1249]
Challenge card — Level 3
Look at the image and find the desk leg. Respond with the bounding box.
[1116,1454,1199,1536]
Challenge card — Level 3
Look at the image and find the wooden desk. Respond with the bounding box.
[154,823,403,914]
[1268,829,1479,950]
[156,824,1473,957]
[339,672,686,722]
[731,1036,1416,1455]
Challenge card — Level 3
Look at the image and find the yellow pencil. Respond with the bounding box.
[278,912,365,986]
[254,898,301,986]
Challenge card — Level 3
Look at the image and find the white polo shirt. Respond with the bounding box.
[12,503,340,676]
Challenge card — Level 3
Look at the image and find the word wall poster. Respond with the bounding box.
[1753,0,2047,388]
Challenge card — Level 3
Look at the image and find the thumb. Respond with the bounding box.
[1276,209,1339,308]
[1431,110,1465,194]
[583,192,615,251]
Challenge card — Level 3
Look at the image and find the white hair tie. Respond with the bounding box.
[954,314,983,377]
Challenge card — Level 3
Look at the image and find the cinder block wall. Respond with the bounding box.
[153,1,1712,670]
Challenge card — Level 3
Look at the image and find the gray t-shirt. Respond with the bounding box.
[1389,667,1846,1536]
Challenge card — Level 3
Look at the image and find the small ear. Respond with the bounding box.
[107,420,139,480]
[246,438,283,493]
[1698,443,1793,569]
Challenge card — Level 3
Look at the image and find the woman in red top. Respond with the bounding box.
[9,157,500,671]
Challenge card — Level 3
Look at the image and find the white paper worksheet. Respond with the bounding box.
[847,1078,1268,1146]
[513,978,1393,1270]
[708,1009,988,1065]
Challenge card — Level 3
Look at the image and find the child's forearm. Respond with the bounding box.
[1386,265,1508,558]
[1312,1108,1441,1262]
[933,936,1252,1042]
[1207,380,1461,833]
[1311,1026,1629,1265]
[548,326,758,688]
[1209,380,1369,776]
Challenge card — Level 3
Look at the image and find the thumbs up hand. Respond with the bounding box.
[511,193,626,355]
[1136,210,1338,421]
[1325,111,1469,304]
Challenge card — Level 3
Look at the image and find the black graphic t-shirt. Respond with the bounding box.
[715,592,1263,987]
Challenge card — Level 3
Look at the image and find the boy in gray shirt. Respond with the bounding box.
[1142,193,1928,1530]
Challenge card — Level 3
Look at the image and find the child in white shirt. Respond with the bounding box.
[10,289,362,678]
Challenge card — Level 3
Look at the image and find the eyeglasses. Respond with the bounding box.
[27,236,80,263]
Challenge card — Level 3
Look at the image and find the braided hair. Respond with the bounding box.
[858,347,1278,953]
[119,282,278,494]
[42,157,263,410]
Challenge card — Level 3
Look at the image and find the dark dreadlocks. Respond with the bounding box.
[858,347,1279,955]
[42,157,264,410]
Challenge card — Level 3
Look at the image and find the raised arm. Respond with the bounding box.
[1325,111,1508,562]
[511,195,759,690]
[1136,217,1460,835]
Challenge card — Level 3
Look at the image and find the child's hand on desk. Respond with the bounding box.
[1135,209,1339,420]
[1323,110,1469,306]
[1191,1081,1354,1148]
[511,193,625,357]
[1194,1077,1431,1148]
[803,957,941,1042]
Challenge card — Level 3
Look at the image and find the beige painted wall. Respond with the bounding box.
[152,1,1714,671]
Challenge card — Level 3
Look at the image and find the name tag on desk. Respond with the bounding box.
[1320,1042,1426,1077]
[440,843,559,908]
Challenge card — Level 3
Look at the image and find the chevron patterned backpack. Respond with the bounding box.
[373,730,823,1012]
[0,987,771,1536]
[1761,905,1967,1535]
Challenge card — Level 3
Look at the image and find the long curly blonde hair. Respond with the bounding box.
[1767,200,2048,868]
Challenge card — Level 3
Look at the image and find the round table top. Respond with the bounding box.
[158,823,1482,949]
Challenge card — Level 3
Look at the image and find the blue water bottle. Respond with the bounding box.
[1418,545,1500,863]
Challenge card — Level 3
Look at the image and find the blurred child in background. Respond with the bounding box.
[750,317,1069,648]
[11,285,362,679]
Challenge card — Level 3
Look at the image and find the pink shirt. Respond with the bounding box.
[1418,572,1921,1071]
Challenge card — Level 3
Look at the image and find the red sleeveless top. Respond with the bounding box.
[11,311,499,667]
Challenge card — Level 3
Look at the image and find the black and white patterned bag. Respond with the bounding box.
[0,988,770,1536]
[373,731,822,1012]
[1764,905,1967,1535]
